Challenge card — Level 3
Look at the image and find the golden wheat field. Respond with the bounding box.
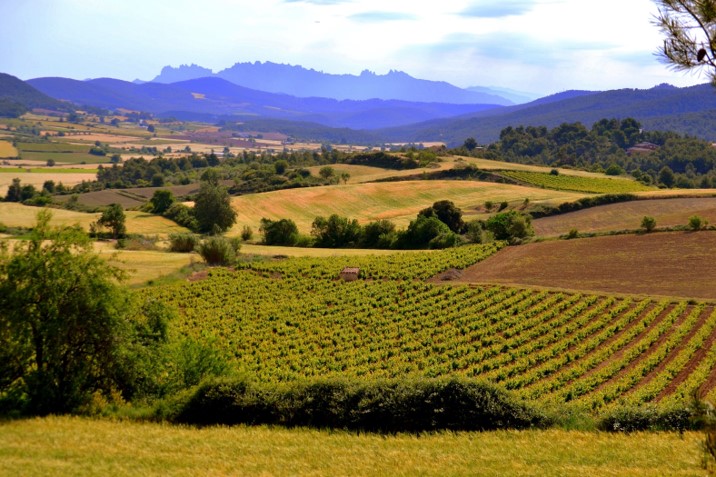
[228,180,587,235]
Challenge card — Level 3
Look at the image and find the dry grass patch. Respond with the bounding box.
[93,242,197,285]
[0,140,18,158]
[229,181,587,235]
[0,204,188,237]
[457,231,716,299]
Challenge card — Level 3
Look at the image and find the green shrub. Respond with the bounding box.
[240,226,253,242]
[641,216,657,232]
[197,236,240,266]
[689,215,705,231]
[598,405,695,432]
[168,233,200,253]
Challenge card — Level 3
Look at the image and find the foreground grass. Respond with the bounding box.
[0,417,704,476]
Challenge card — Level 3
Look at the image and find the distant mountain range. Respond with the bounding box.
[147,62,519,106]
[26,75,503,130]
[3,68,716,146]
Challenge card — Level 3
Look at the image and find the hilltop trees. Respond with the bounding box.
[654,0,716,86]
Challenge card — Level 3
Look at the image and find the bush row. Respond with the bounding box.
[598,405,697,432]
[164,377,551,432]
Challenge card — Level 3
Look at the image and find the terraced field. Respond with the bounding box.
[144,243,716,415]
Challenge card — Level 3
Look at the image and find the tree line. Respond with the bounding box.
[259,200,533,250]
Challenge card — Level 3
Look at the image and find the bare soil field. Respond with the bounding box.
[454,231,716,299]
[534,197,716,237]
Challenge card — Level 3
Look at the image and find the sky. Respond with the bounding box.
[0,0,709,96]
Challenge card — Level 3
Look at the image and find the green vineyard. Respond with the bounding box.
[500,170,654,194]
[145,244,716,415]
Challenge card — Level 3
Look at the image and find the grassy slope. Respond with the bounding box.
[0,417,704,477]
[229,180,587,235]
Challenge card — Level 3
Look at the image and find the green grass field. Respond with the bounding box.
[500,170,655,194]
[17,151,108,164]
[0,417,705,477]
[16,142,91,153]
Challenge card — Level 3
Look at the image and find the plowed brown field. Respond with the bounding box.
[533,197,716,237]
[456,231,716,299]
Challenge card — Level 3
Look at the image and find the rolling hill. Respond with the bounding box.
[0,73,70,116]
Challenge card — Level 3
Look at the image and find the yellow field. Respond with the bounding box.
[0,171,96,196]
[0,204,189,237]
[0,140,18,158]
[0,417,705,477]
[92,242,198,285]
[229,180,588,235]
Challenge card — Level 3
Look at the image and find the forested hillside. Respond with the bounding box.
[481,118,716,188]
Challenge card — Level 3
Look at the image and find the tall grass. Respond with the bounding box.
[0,417,704,476]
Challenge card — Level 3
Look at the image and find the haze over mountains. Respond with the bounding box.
[146,62,522,106]
[2,61,716,146]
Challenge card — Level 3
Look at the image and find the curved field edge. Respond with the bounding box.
[228,180,588,234]
[140,243,716,416]
[0,417,704,477]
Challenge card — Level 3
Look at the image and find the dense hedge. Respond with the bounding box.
[598,405,696,432]
[167,377,551,432]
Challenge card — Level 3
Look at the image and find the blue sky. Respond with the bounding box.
[0,0,708,95]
